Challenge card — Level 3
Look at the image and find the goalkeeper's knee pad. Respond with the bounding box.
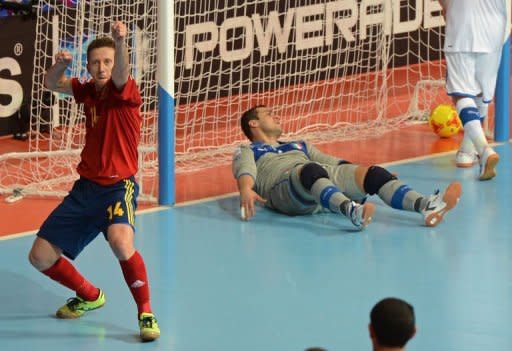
[363,166,397,195]
[299,162,329,190]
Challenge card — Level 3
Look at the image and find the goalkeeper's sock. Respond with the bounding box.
[43,257,100,301]
[310,178,351,214]
[377,179,425,212]
[120,251,152,315]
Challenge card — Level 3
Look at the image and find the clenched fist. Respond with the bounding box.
[55,51,72,66]
[111,21,127,42]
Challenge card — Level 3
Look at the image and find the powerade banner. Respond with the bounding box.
[0,14,36,136]
[175,0,445,103]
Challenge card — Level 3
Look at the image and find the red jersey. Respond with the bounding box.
[71,77,142,185]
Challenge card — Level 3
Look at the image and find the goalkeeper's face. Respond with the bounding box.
[256,107,282,138]
[87,46,116,90]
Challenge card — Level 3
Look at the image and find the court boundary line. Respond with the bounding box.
[1,140,508,241]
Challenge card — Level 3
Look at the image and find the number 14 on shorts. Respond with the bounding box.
[107,201,125,220]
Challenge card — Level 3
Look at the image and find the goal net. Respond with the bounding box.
[0,0,450,202]
[173,0,449,172]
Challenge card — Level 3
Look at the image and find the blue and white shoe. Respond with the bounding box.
[421,181,462,227]
[347,201,375,230]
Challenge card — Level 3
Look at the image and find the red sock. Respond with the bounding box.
[42,257,100,301]
[120,251,152,315]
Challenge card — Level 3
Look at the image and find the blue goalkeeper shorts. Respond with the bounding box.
[37,176,139,260]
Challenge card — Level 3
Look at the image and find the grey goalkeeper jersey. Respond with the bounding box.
[232,140,345,200]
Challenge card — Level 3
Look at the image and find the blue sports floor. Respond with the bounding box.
[1,142,511,351]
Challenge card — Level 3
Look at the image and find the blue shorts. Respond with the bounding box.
[37,177,139,260]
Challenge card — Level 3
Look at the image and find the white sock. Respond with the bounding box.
[459,132,476,154]
[475,96,489,121]
[463,120,488,155]
[456,98,488,155]
[475,96,490,136]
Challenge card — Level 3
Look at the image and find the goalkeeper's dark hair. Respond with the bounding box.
[87,37,116,60]
[370,297,415,348]
[241,105,265,141]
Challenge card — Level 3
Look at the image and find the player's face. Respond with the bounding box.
[256,107,282,137]
[87,47,115,90]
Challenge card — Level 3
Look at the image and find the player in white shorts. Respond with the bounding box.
[440,0,507,180]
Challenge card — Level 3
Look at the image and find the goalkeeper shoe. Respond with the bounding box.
[479,146,499,181]
[421,181,462,227]
[347,201,375,230]
[56,290,106,319]
[139,312,160,341]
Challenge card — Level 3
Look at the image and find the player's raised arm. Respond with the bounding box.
[44,51,73,95]
[111,21,130,89]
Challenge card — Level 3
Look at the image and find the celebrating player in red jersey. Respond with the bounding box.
[28,21,160,342]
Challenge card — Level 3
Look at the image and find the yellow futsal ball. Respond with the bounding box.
[428,104,462,138]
